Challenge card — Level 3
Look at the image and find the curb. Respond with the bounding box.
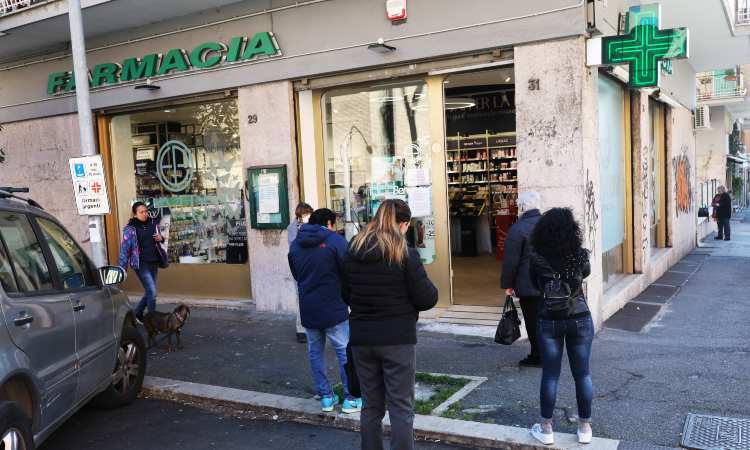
[143,376,619,450]
[129,296,255,311]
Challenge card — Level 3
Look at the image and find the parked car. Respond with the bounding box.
[0,187,146,450]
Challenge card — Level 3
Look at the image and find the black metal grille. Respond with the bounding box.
[682,414,750,450]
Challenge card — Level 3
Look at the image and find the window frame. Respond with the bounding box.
[0,210,61,298]
[30,215,102,294]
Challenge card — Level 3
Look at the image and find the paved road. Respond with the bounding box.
[41,397,465,450]
[139,214,750,448]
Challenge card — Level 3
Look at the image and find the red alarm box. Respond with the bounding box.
[386,0,407,22]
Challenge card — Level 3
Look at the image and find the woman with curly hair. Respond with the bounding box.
[528,207,594,445]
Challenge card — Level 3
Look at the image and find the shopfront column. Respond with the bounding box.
[239,81,300,313]
[514,36,604,326]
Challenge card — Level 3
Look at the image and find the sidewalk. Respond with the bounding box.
[140,213,750,449]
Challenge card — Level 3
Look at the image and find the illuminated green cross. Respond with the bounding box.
[602,4,688,88]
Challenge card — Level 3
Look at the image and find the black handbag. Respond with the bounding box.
[155,223,170,269]
[698,207,709,218]
[495,295,521,345]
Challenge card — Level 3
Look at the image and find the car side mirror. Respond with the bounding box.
[100,266,126,285]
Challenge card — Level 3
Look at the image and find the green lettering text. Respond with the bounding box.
[47,71,69,95]
[226,37,245,63]
[120,54,159,82]
[189,42,226,69]
[242,32,279,60]
[90,63,121,87]
[158,49,190,76]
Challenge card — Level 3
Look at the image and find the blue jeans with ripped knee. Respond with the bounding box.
[537,315,594,420]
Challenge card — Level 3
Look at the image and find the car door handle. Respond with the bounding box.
[14,314,34,327]
[73,302,86,312]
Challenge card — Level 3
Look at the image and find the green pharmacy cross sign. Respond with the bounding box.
[601,4,688,88]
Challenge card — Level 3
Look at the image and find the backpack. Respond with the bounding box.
[539,259,575,316]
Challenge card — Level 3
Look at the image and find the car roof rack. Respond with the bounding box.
[0,187,44,210]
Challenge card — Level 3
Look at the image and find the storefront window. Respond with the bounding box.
[322,81,435,263]
[110,99,247,265]
[598,76,627,284]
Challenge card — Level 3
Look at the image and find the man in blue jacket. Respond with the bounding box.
[288,208,361,414]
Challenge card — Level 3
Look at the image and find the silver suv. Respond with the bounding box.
[0,188,146,450]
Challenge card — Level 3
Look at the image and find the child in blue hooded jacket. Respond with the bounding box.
[288,208,361,414]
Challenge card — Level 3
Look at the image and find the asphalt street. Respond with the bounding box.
[40,397,466,450]
[134,214,750,448]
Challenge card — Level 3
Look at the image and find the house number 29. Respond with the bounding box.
[247,114,258,124]
[528,78,540,91]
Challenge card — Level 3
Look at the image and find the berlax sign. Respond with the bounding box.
[587,4,688,88]
[48,32,281,95]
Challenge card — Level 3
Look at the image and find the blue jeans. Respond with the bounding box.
[134,262,158,317]
[305,321,352,400]
[537,315,594,420]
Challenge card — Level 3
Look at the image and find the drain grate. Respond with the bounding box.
[682,413,750,450]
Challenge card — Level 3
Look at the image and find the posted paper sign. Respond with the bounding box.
[405,167,430,187]
[407,186,431,218]
[257,173,280,214]
[69,155,111,215]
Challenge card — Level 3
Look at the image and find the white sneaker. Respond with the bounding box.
[530,423,554,445]
[577,428,592,444]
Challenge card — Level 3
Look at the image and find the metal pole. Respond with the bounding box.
[68,0,107,267]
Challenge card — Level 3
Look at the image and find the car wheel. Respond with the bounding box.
[0,401,34,450]
[89,325,147,409]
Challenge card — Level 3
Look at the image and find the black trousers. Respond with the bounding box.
[717,218,731,239]
[352,345,416,450]
[519,297,541,359]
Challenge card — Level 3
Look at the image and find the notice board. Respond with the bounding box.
[247,165,289,229]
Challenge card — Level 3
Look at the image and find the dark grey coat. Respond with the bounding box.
[500,209,541,298]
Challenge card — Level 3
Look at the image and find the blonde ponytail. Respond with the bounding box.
[350,199,411,265]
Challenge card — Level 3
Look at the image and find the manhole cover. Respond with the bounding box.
[682,413,750,450]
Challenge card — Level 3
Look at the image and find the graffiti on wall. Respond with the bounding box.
[584,169,599,253]
[0,124,5,164]
[641,146,650,252]
[673,154,692,214]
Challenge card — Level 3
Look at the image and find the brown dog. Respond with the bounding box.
[143,304,191,351]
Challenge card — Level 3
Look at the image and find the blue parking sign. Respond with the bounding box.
[74,163,85,177]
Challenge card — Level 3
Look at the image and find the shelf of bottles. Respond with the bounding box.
[446,132,518,218]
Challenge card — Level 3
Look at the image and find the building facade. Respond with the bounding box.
[1,0,740,327]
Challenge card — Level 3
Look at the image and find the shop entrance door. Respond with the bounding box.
[443,67,517,307]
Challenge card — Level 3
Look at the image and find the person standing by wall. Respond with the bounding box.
[118,201,164,323]
[528,208,594,445]
[712,186,732,241]
[288,208,362,414]
[288,202,314,343]
[501,191,543,367]
[345,199,438,450]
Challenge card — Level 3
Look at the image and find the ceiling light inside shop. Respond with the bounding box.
[163,109,176,113]
[504,76,512,83]
[444,97,476,110]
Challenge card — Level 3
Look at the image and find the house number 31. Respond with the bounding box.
[247,114,258,124]
[528,78,540,91]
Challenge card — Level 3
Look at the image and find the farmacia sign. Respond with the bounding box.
[47,32,280,95]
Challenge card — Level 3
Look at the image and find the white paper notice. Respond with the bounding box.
[407,186,432,218]
[257,173,280,214]
[405,168,430,187]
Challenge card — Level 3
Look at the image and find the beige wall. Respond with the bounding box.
[515,36,605,326]
[696,106,730,184]
[0,114,90,250]
[239,81,300,313]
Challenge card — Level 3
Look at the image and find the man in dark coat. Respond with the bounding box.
[501,192,543,367]
[288,208,361,413]
[712,186,732,241]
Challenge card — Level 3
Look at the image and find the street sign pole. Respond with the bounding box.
[68,0,107,267]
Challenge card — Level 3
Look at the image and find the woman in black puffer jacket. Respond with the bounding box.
[528,207,593,446]
[345,199,438,450]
